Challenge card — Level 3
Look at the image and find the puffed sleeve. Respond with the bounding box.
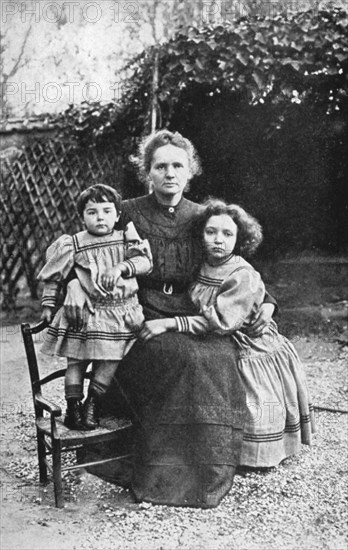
[175,267,265,336]
[203,267,265,334]
[37,235,75,308]
[119,221,153,277]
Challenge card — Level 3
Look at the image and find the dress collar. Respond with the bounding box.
[149,192,185,216]
[205,252,236,267]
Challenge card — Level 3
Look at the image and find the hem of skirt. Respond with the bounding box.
[40,349,133,361]
[239,448,302,468]
[131,482,234,509]
[239,459,287,468]
[131,467,236,508]
[132,495,223,509]
[40,341,137,361]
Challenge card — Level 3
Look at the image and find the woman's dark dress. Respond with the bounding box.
[98,194,246,507]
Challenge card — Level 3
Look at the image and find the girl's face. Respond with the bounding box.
[203,214,238,262]
[148,144,191,202]
[83,200,119,235]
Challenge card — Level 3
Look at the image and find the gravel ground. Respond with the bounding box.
[1,330,347,550]
[1,259,347,550]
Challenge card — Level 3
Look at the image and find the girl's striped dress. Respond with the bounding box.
[37,222,152,361]
[174,254,315,467]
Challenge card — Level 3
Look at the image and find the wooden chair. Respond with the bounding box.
[21,320,133,508]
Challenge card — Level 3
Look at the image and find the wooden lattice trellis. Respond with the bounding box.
[0,140,123,299]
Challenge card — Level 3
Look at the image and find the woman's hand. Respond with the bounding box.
[246,303,275,337]
[64,280,95,331]
[138,318,177,342]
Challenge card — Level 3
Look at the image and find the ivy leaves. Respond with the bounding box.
[60,8,348,147]
[155,8,348,106]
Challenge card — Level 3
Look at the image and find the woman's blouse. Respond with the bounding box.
[122,194,204,317]
[174,255,265,335]
[38,221,152,308]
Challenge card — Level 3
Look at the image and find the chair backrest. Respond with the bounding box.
[21,321,93,418]
[21,321,66,416]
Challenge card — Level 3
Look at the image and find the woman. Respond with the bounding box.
[64,130,276,508]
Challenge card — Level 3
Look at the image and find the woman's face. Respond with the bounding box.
[148,144,191,202]
[203,214,238,262]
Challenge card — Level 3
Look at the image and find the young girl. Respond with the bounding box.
[140,199,315,467]
[38,184,152,431]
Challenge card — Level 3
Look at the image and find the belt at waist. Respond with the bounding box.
[138,278,188,295]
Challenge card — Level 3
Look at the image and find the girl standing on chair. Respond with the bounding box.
[38,184,152,431]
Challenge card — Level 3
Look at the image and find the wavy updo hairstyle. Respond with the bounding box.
[131,129,202,189]
[196,199,263,258]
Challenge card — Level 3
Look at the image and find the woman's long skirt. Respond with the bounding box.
[95,332,246,508]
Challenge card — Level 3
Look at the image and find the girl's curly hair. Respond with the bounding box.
[195,198,263,258]
[131,129,202,189]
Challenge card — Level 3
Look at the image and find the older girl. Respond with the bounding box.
[38,184,152,431]
[142,199,315,467]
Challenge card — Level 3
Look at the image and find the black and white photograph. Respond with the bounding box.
[1,1,347,549]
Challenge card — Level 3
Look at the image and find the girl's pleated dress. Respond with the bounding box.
[38,224,152,361]
[175,254,315,468]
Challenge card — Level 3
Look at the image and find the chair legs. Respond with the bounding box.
[52,440,64,508]
[36,429,48,484]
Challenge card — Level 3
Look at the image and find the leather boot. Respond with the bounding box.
[83,393,100,430]
[64,399,86,431]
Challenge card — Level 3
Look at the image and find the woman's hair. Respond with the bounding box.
[131,129,202,186]
[76,184,122,217]
[196,198,263,257]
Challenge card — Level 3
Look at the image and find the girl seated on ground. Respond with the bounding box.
[38,184,152,431]
[139,198,315,467]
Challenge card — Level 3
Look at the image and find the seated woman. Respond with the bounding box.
[64,129,277,508]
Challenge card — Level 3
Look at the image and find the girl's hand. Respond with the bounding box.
[64,280,94,331]
[41,306,53,324]
[138,319,177,342]
[100,267,122,292]
[246,303,275,337]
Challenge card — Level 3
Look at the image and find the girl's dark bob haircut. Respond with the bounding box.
[76,184,122,217]
[196,198,263,258]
